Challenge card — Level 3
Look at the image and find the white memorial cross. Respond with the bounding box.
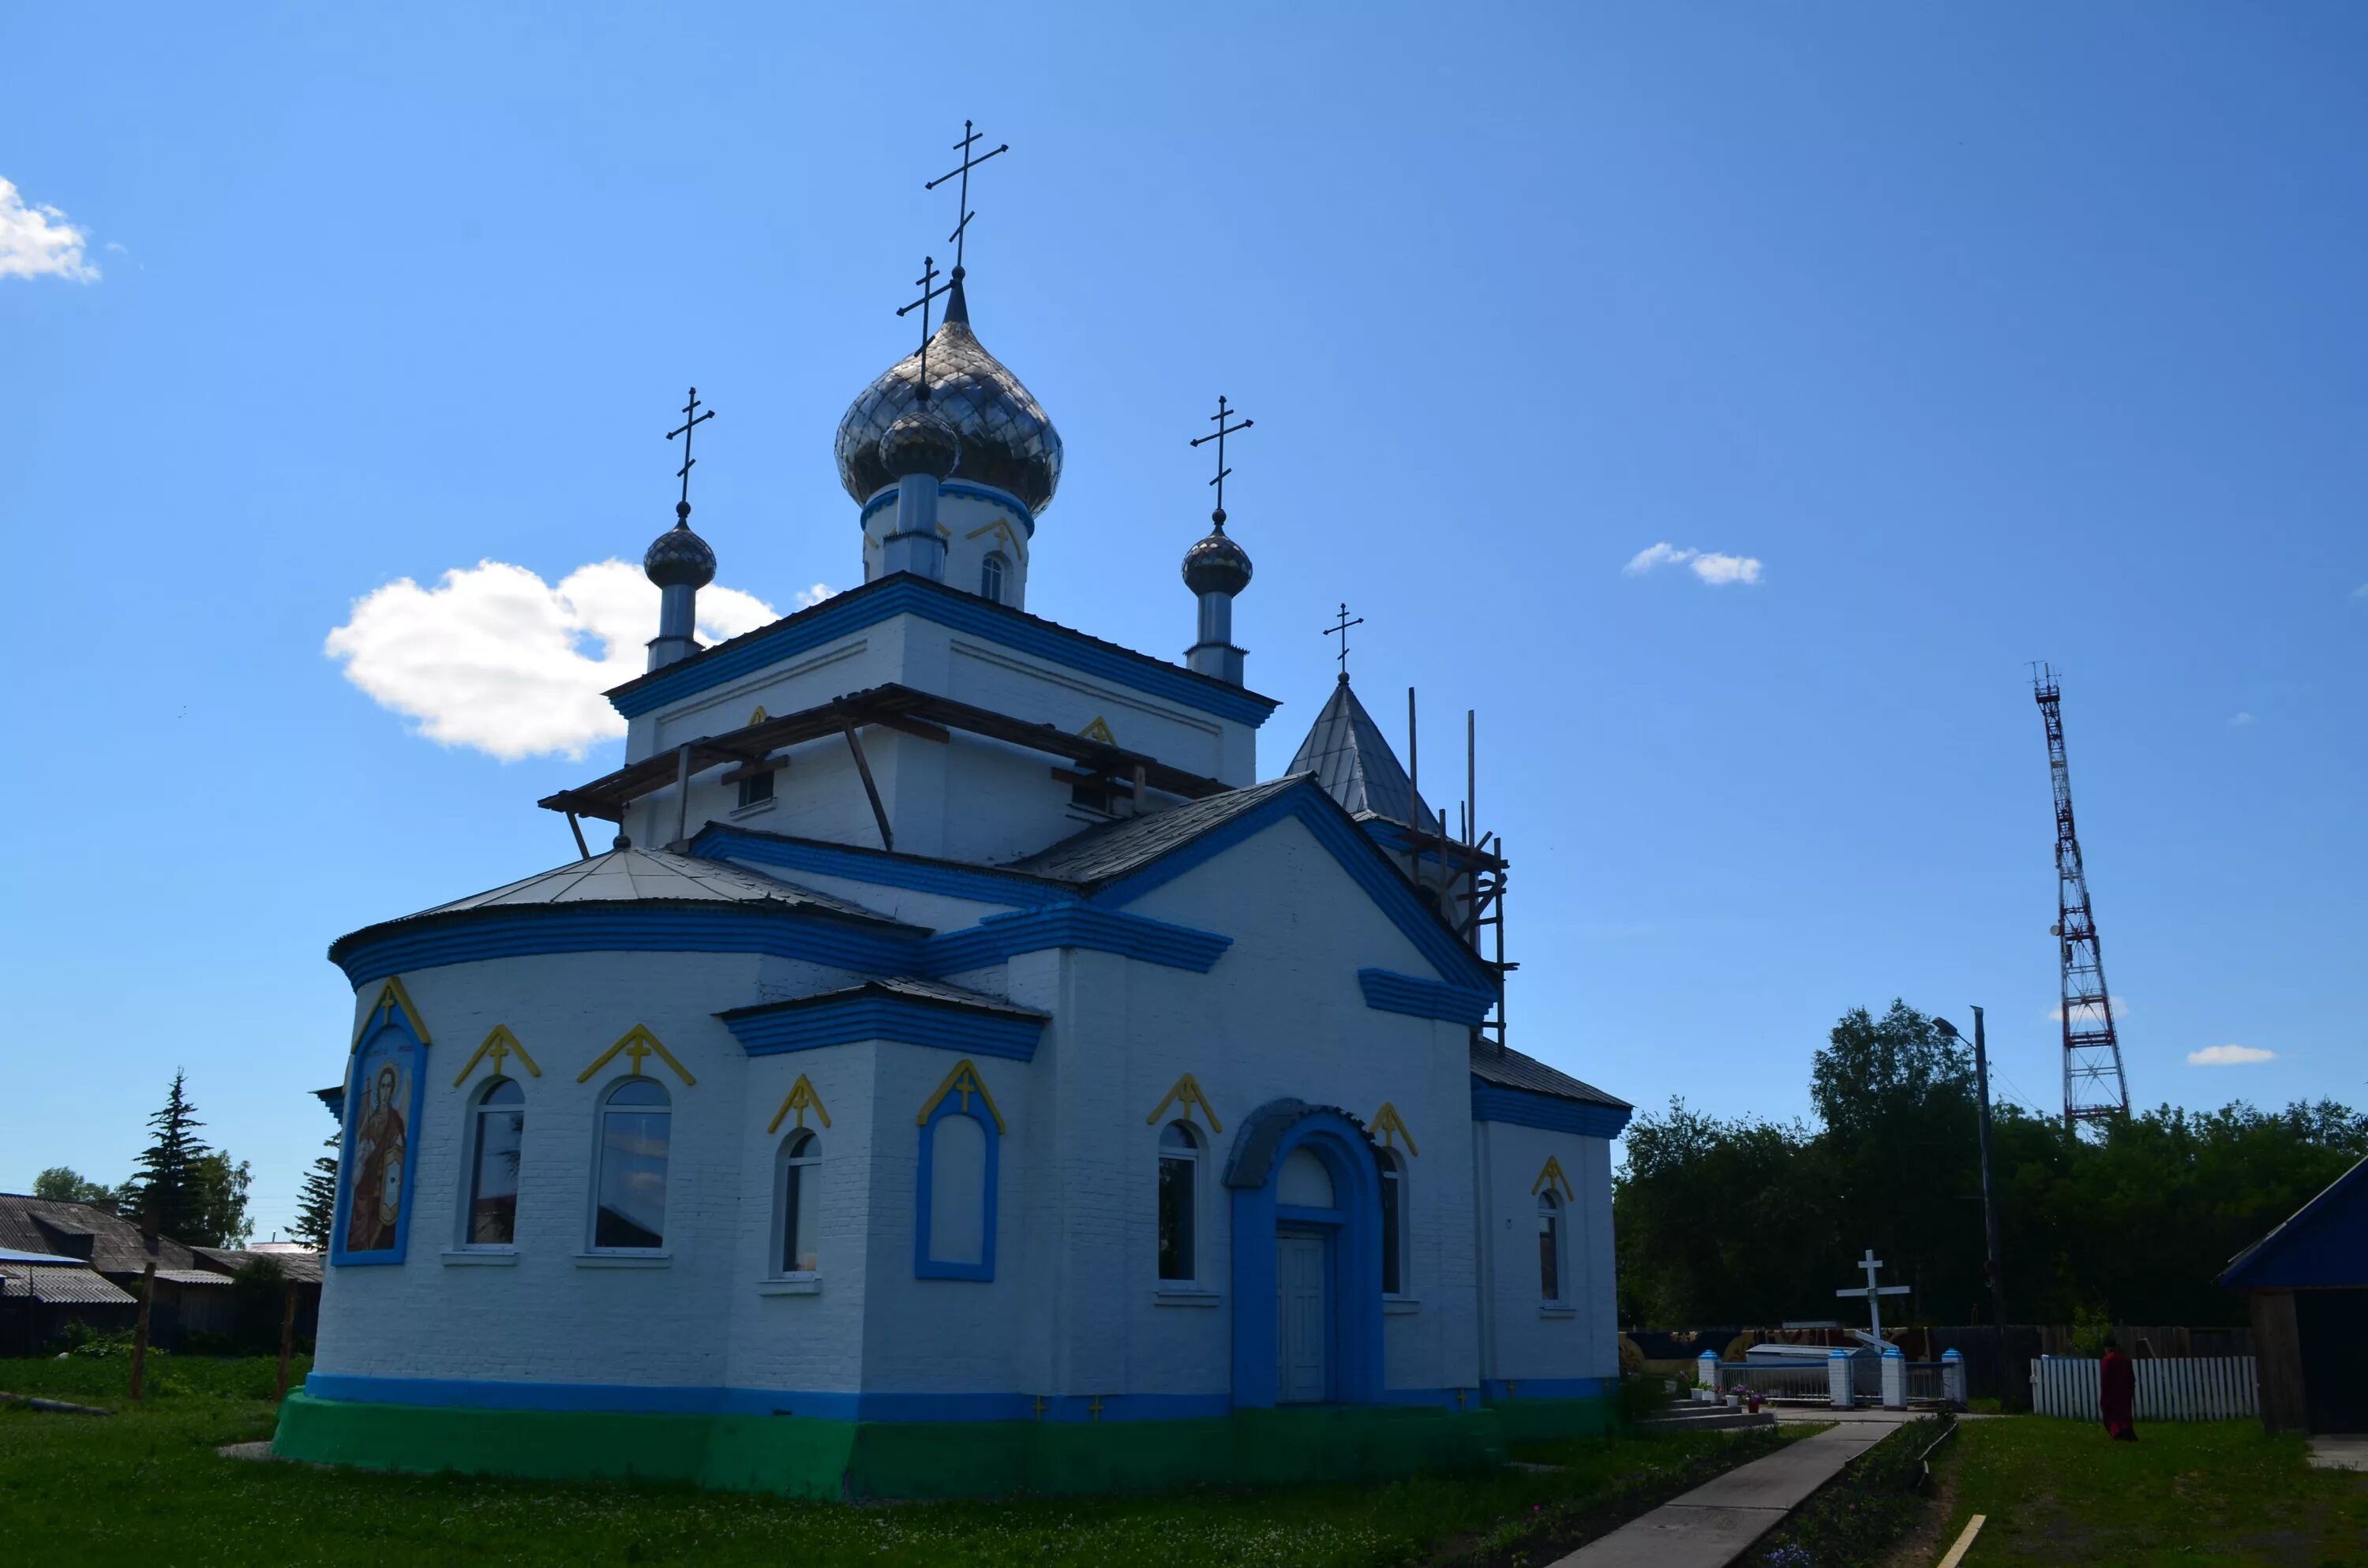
[1834,1248,1911,1345]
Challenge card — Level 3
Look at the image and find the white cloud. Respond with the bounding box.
[324,559,777,762]
[2352,583,2368,601]
[0,178,99,282]
[2049,995,2131,1024]
[1623,541,1763,586]
[2188,1045,2274,1066]
[792,583,835,609]
[2230,711,2255,727]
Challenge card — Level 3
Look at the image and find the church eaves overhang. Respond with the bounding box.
[718,976,1049,1063]
[601,571,1282,728]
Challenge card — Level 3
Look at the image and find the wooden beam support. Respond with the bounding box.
[672,743,692,847]
[566,812,591,862]
[840,720,894,852]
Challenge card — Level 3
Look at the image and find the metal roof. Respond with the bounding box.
[2218,1152,2368,1291]
[1006,775,1309,886]
[723,975,1047,1024]
[0,1265,137,1305]
[0,1195,208,1278]
[1283,678,1440,833]
[193,1246,323,1285]
[1470,1039,1632,1111]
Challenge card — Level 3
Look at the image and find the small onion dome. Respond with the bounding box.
[876,404,961,481]
[835,275,1062,513]
[1182,518,1253,596]
[643,503,717,589]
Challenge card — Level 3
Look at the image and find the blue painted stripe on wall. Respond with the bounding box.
[1358,968,1495,1025]
[302,1375,1234,1424]
[609,577,1280,727]
[335,902,1233,988]
[1088,788,1498,994]
[1469,1084,1633,1138]
[722,994,1045,1061]
[694,825,1072,908]
[859,480,1037,538]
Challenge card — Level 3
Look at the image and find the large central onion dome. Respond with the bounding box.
[834,278,1062,515]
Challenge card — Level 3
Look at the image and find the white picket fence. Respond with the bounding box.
[2030,1356,2258,1421]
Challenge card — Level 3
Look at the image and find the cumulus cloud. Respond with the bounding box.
[1624,542,1763,586]
[792,583,835,609]
[0,178,99,282]
[2188,1045,2274,1066]
[324,559,777,761]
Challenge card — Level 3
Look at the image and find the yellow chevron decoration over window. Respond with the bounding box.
[451,1024,541,1087]
[1370,1102,1418,1155]
[919,1058,1005,1132]
[352,975,431,1051]
[767,1073,834,1134]
[1532,1155,1574,1202]
[1077,716,1117,745]
[576,1024,696,1087]
[1145,1072,1223,1132]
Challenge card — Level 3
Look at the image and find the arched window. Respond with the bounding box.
[980,552,1007,604]
[1156,1121,1201,1282]
[466,1079,525,1247]
[774,1129,821,1275]
[1537,1190,1564,1303]
[1376,1147,1407,1296]
[916,1062,1001,1281]
[594,1078,670,1251]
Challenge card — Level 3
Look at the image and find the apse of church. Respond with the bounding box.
[282,121,1630,1499]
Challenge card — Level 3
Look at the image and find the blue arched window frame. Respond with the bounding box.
[914,1060,1002,1282]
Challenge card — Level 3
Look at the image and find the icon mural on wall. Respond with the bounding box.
[334,980,429,1266]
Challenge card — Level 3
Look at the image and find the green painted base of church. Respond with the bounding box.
[1482,1394,1617,1443]
[272,1390,1515,1499]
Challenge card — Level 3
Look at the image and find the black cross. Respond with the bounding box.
[925,119,1009,279]
[666,387,715,514]
[1188,395,1254,525]
[895,255,954,401]
[1322,603,1364,680]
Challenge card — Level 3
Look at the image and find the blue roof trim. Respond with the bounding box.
[1086,784,1499,994]
[607,576,1279,728]
[720,994,1044,1063]
[931,904,1232,975]
[1471,1082,1632,1139]
[694,824,1070,909]
[859,480,1037,538]
[332,900,1227,987]
[1359,968,1494,1026]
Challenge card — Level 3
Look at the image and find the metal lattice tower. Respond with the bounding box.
[2034,665,2131,1128]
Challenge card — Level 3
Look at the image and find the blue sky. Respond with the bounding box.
[5,4,2362,1240]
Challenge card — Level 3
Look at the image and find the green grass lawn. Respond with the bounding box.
[1,1357,1782,1567]
[1932,1416,2368,1566]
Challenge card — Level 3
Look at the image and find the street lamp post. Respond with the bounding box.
[1938,1008,2020,1408]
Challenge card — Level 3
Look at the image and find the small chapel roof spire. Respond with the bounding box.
[926,117,1009,320]
[645,387,718,593]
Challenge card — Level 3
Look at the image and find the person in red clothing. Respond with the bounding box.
[2099,1335,2138,1441]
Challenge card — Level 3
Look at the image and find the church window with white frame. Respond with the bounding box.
[1377,1147,1407,1296]
[980,551,1007,604]
[1156,1120,1200,1282]
[593,1078,670,1251]
[465,1078,525,1247]
[1537,1189,1564,1303]
[774,1128,821,1274]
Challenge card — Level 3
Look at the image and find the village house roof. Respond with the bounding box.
[193,1245,324,1285]
[2218,1153,2368,1291]
[0,1263,138,1306]
[0,1194,209,1279]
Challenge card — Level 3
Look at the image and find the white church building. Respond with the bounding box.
[279,229,1632,1498]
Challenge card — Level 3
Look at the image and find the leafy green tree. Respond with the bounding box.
[32,1167,120,1205]
[126,1071,213,1241]
[189,1151,253,1248]
[294,1134,339,1253]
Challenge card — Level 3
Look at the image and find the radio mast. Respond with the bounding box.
[2034,665,2131,1128]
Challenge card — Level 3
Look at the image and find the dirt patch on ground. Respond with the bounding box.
[1876,1450,1962,1568]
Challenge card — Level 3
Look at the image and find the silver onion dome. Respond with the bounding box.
[643,503,717,589]
[876,405,961,481]
[1182,519,1253,596]
[835,279,1062,514]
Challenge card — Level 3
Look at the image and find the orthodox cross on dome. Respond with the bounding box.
[666,387,715,516]
[1188,394,1253,525]
[1321,601,1365,682]
[1834,1248,1911,1343]
[925,118,1009,279]
[895,254,955,401]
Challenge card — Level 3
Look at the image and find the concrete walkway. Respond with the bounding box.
[1549,1414,1917,1568]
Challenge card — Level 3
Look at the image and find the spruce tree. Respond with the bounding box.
[295,1134,340,1252]
[127,1071,213,1241]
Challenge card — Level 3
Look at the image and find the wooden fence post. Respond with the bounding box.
[275,1281,297,1401]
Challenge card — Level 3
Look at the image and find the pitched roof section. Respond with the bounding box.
[0,1264,137,1305]
[0,1195,208,1279]
[722,974,1048,1024]
[1006,775,1309,887]
[1284,678,1440,833]
[2218,1152,2368,1290]
[1469,1040,1632,1112]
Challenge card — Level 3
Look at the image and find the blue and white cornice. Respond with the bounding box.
[603,573,1280,728]
[719,979,1048,1063]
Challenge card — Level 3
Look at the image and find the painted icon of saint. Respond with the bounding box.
[346,1061,409,1251]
